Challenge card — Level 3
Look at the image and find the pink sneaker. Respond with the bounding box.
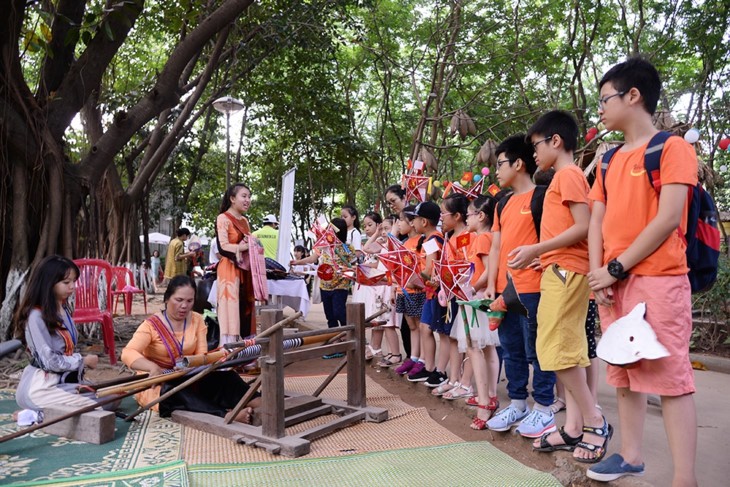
[395,358,416,376]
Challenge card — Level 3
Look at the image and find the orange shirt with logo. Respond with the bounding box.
[588,136,698,276]
[491,189,542,294]
[467,232,492,286]
[540,164,590,274]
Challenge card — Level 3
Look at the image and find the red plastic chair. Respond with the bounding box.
[111,266,147,315]
[72,259,117,365]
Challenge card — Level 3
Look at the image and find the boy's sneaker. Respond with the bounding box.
[394,358,416,376]
[487,403,530,432]
[424,370,448,388]
[587,454,645,482]
[515,408,556,438]
[407,363,430,382]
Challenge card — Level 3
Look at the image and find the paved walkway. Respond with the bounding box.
[292,301,730,486]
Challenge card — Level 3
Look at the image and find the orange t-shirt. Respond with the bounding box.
[491,189,542,294]
[540,164,590,274]
[467,232,492,286]
[588,136,698,276]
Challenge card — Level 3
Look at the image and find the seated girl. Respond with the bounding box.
[15,256,117,421]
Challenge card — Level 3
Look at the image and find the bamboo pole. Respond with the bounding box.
[96,369,190,398]
[0,387,145,444]
[78,373,148,393]
[124,314,292,422]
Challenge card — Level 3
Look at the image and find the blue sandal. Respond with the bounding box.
[574,418,613,464]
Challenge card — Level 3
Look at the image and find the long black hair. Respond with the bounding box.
[471,195,497,228]
[330,218,349,244]
[219,182,251,214]
[341,205,361,230]
[14,255,79,337]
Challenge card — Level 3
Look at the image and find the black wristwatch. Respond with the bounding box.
[607,259,629,280]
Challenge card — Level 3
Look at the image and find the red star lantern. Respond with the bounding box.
[401,173,431,203]
[342,264,388,286]
[377,234,424,290]
[443,178,484,200]
[434,241,473,301]
[313,226,339,251]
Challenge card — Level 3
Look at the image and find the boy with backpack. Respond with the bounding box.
[485,135,556,435]
[586,57,698,484]
[512,111,610,462]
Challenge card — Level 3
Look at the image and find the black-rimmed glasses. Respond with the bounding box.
[598,91,626,109]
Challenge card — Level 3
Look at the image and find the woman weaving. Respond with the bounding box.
[121,275,260,422]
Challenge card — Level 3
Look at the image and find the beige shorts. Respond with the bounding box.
[536,264,591,371]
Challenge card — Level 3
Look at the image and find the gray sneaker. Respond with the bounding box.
[486,403,530,432]
[515,408,556,438]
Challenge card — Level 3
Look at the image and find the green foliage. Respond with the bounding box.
[691,254,730,353]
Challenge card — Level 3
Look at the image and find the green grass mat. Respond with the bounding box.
[188,442,561,487]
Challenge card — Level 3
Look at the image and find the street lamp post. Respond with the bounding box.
[213,96,245,189]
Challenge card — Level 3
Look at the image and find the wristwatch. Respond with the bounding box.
[607,259,628,280]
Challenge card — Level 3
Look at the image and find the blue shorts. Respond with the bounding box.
[395,292,426,318]
[421,297,452,335]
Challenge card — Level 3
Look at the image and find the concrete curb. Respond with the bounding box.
[689,353,730,374]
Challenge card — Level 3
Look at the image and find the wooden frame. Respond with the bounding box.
[172,303,388,457]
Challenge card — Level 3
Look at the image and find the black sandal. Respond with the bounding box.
[574,418,613,464]
[533,426,583,452]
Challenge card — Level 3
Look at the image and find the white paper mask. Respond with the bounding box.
[596,302,670,366]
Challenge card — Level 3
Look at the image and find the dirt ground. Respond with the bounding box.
[0,292,598,486]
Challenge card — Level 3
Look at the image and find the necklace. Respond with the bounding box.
[162,310,187,354]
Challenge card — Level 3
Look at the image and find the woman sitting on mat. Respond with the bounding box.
[14,255,118,422]
[121,275,260,423]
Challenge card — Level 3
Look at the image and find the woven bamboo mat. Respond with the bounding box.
[181,375,462,464]
[187,442,562,487]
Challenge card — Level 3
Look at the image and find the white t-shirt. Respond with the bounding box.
[347,228,362,251]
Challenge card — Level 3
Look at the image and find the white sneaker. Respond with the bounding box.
[486,403,530,432]
[515,408,556,438]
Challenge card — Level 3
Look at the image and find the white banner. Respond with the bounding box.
[277,167,296,268]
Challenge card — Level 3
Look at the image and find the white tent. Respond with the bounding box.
[139,232,171,245]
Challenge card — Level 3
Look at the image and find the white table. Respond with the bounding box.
[267,278,311,317]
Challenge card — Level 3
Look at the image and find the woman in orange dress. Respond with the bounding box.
[121,275,259,421]
[215,183,256,345]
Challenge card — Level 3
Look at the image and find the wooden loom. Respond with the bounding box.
[171,303,388,457]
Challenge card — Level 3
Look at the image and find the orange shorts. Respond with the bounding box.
[597,274,695,396]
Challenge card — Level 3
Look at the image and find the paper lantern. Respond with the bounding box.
[597,122,606,131]
[463,171,473,181]
[433,180,441,187]
[473,175,482,182]
[720,165,728,173]
[719,138,730,150]
[407,160,412,170]
[481,167,489,175]
[588,127,598,135]
[684,128,700,144]
[585,132,596,142]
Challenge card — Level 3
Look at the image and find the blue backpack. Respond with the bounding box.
[601,131,721,293]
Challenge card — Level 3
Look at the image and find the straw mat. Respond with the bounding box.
[181,374,462,464]
[187,442,562,487]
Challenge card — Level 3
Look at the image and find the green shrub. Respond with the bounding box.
[691,253,730,353]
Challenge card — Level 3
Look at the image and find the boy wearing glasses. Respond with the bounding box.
[512,111,608,462]
[485,135,556,434]
[587,58,698,483]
